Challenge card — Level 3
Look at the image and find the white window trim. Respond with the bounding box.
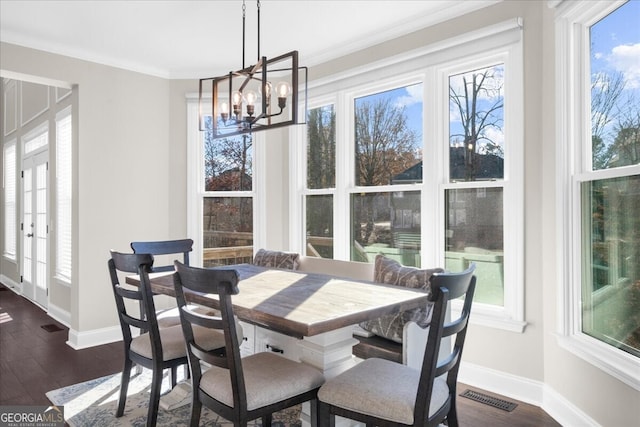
[54,106,72,285]
[555,0,640,391]
[186,95,265,267]
[290,19,526,332]
[3,139,17,261]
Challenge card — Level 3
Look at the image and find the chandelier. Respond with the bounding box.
[199,0,307,139]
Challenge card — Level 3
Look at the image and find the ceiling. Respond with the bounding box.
[0,0,498,79]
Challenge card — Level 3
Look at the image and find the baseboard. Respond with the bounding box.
[67,325,123,350]
[47,303,71,328]
[459,361,597,426]
[542,384,601,427]
[0,274,22,293]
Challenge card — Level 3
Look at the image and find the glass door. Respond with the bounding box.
[22,150,49,308]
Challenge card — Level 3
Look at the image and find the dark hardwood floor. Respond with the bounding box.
[0,283,560,426]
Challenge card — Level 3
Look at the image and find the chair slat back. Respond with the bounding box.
[131,239,193,272]
[172,261,246,407]
[415,263,476,426]
[108,252,162,358]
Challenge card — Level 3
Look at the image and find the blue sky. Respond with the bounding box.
[356,1,639,158]
[591,0,640,90]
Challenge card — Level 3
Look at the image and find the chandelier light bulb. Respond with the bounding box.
[244,90,258,116]
[244,90,258,106]
[220,101,230,123]
[275,81,291,109]
[231,90,243,118]
[275,81,291,98]
[232,91,243,106]
[260,81,273,106]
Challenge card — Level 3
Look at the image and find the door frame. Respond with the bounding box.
[21,144,49,308]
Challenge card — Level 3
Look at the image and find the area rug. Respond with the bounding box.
[46,369,301,427]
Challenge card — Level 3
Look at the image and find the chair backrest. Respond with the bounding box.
[108,251,163,359]
[172,261,247,408]
[415,263,476,425]
[130,238,193,272]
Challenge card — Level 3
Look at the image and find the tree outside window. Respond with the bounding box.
[352,85,423,266]
[582,1,640,358]
[202,116,253,267]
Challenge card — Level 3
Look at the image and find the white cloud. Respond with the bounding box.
[608,43,640,89]
[394,84,422,109]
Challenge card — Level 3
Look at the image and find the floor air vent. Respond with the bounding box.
[41,324,64,333]
[459,389,518,412]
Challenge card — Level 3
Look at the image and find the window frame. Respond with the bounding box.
[555,0,640,390]
[54,107,72,285]
[291,19,525,332]
[186,97,265,267]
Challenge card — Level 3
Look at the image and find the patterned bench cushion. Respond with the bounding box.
[252,249,300,270]
[359,255,444,343]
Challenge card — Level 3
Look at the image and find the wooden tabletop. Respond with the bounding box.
[126,264,430,339]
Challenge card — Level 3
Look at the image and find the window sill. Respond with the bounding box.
[452,301,527,333]
[556,333,640,391]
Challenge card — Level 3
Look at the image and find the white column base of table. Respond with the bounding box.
[297,326,363,427]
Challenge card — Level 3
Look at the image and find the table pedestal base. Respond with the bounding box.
[297,326,362,427]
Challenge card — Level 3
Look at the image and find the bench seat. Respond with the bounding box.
[352,334,402,363]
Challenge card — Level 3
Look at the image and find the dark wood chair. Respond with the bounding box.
[172,261,325,427]
[130,238,193,272]
[131,238,194,327]
[108,251,226,427]
[317,264,477,427]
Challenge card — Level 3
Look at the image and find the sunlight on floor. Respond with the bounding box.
[0,310,13,324]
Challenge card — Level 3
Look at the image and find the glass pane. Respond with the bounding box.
[306,195,333,258]
[351,191,421,267]
[582,175,640,357]
[203,197,253,267]
[307,105,335,189]
[445,188,504,306]
[3,143,16,258]
[590,1,640,170]
[449,64,504,181]
[354,84,423,186]
[24,131,48,154]
[203,115,253,191]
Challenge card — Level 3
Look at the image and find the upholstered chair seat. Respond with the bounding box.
[200,351,325,411]
[318,358,448,424]
[130,324,227,361]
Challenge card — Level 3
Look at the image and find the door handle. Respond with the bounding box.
[26,233,33,237]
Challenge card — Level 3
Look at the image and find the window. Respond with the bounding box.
[556,0,640,389]
[293,20,524,330]
[351,84,423,267]
[3,140,17,260]
[197,113,254,267]
[306,104,335,258]
[445,63,506,306]
[55,109,72,283]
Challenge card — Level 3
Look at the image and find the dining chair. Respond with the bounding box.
[130,238,193,272]
[108,251,227,427]
[172,261,325,427]
[317,263,477,427]
[131,238,194,328]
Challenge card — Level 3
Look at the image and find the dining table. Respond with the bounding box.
[126,263,430,426]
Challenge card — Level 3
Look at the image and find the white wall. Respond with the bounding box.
[1,42,175,342]
[1,1,638,425]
